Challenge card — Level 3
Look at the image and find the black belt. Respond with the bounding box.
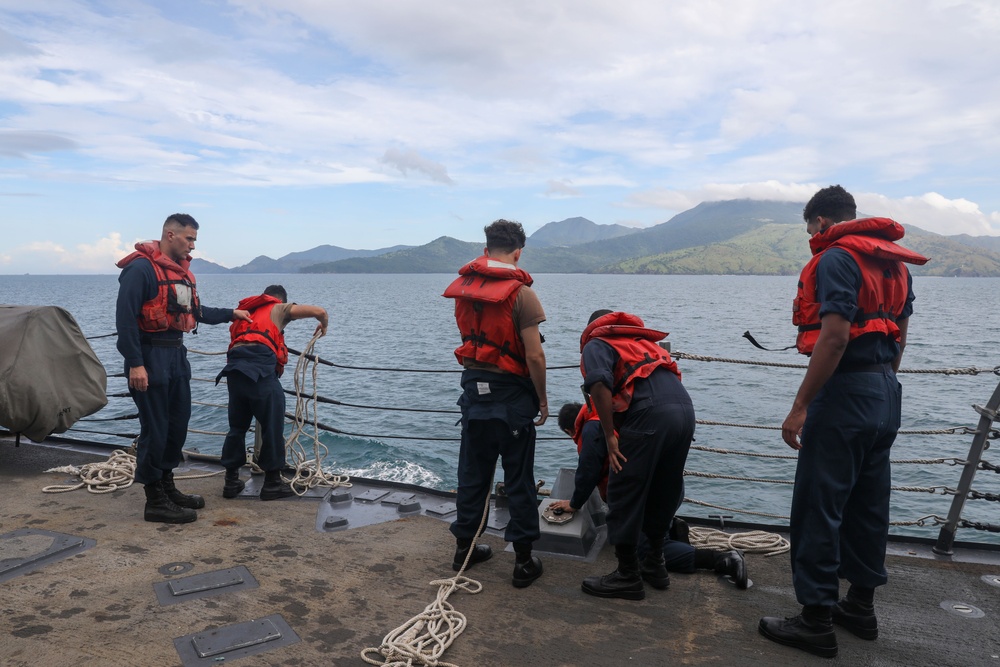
[835,363,890,374]
[140,336,183,348]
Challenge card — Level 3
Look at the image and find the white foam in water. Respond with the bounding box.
[333,460,444,489]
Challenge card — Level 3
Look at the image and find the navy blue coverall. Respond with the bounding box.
[116,259,233,485]
[450,369,541,547]
[790,248,914,607]
[581,341,696,549]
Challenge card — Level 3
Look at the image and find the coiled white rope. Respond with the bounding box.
[284,328,352,495]
[360,474,493,666]
[42,449,137,494]
[688,525,790,557]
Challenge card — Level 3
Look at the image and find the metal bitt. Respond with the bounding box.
[933,378,1000,556]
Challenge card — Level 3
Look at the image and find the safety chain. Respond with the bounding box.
[959,519,1000,533]
[968,489,1000,502]
[979,460,1000,473]
[683,498,790,520]
[889,514,948,527]
[673,352,1000,376]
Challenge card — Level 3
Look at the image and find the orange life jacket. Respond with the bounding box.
[579,311,681,413]
[572,403,610,501]
[229,294,289,376]
[793,217,929,355]
[443,255,533,376]
[115,241,199,333]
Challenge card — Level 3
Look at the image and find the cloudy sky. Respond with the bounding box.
[1,0,999,273]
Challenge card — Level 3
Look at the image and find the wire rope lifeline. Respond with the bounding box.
[361,470,493,667]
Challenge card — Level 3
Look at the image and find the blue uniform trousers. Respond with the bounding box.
[129,345,191,485]
[220,371,287,472]
[790,367,901,606]
[606,396,695,547]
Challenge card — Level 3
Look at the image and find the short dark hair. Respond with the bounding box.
[558,402,583,434]
[263,284,288,303]
[803,185,856,224]
[164,213,199,230]
[588,309,613,324]
[484,219,526,254]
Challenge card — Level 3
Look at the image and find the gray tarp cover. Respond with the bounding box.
[0,305,107,442]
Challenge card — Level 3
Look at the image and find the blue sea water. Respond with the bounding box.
[2,272,1000,544]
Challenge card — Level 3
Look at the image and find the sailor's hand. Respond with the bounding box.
[534,402,548,426]
[781,407,806,450]
[128,366,149,392]
[606,432,627,473]
[315,310,329,336]
[549,500,576,514]
[233,309,252,322]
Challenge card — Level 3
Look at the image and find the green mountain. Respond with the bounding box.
[190,257,230,273]
[231,244,412,273]
[948,233,1000,254]
[299,200,1000,276]
[302,237,483,273]
[528,216,640,247]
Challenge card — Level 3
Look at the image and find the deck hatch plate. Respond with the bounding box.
[155,565,258,605]
[355,489,390,503]
[425,502,457,517]
[380,492,416,506]
[0,529,95,583]
[174,614,299,666]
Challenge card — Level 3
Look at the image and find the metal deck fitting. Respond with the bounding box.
[0,528,95,583]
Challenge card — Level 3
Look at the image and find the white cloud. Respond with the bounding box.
[13,233,133,273]
[857,192,1000,237]
[381,148,453,184]
[543,180,581,199]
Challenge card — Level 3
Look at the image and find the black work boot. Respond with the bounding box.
[714,549,748,589]
[512,555,543,588]
[143,481,197,524]
[582,544,645,600]
[161,470,205,509]
[639,536,670,591]
[833,590,878,640]
[758,606,837,658]
[452,540,493,572]
[260,469,296,500]
[223,468,245,499]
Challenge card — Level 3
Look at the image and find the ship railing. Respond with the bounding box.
[65,339,1000,552]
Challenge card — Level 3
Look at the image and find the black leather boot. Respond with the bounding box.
[161,471,205,509]
[143,481,197,524]
[758,607,837,658]
[582,545,645,600]
[512,555,543,588]
[452,542,493,572]
[260,470,295,501]
[833,596,878,640]
[223,468,245,499]
[639,536,670,591]
[714,549,748,589]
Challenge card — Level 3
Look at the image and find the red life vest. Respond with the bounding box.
[229,294,289,375]
[572,403,610,501]
[794,217,929,355]
[115,241,199,333]
[442,255,533,376]
[579,311,681,413]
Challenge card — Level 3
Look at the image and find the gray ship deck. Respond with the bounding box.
[2,439,999,666]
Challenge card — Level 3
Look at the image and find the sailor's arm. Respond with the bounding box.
[521,324,548,425]
[893,318,909,373]
[116,261,153,392]
[781,313,849,450]
[289,305,329,336]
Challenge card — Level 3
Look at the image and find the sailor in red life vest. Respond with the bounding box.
[115,213,251,524]
[217,285,328,501]
[759,186,928,659]
[575,310,696,601]
[442,219,548,588]
[552,403,747,588]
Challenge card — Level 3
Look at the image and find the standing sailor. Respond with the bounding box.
[218,284,328,500]
[116,213,250,523]
[759,185,928,658]
[443,219,548,588]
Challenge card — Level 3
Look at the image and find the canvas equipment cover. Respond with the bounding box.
[0,305,108,442]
